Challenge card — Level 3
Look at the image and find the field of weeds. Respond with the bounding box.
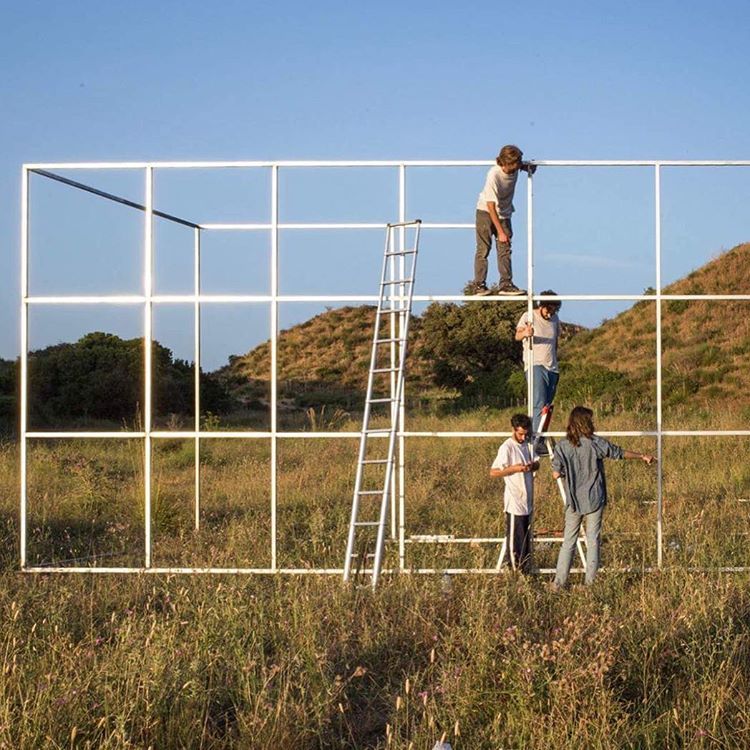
[1,404,749,748]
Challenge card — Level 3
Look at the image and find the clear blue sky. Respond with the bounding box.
[2,1,749,370]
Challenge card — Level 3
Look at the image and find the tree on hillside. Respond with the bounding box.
[0,358,16,433]
[28,332,232,426]
[417,300,527,402]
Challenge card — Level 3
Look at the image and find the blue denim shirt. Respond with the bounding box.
[551,435,624,515]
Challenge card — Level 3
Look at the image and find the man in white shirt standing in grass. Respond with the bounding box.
[490,413,539,573]
[472,144,536,296]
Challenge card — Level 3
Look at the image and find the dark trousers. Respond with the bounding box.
[474,210,513,286]
[505,512,532,573]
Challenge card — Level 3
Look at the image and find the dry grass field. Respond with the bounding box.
[2,399,750,748]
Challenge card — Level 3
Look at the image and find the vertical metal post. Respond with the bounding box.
[194,227,201,531]
[19,167,29,569]
[655,164,663,568]
[526,171,535,418]
[271,166,279,571]
[144,167,154,568]
[398,165,406,570]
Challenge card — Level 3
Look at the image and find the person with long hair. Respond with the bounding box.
[552,406,655,588]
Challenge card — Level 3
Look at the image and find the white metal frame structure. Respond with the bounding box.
[19,159,750,575]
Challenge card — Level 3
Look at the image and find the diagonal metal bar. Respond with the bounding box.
[31,169,200,229]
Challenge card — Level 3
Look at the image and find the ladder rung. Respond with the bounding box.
[368,397,397,403]
[385,250,416,256]
[365,428,392,434]
[374,338,403,345]
[372,367,399,373]
[381,278,414,286]
[350,553,376,558]
[362,459,391,464]
[358,490,384,495]
[354,521,380,527]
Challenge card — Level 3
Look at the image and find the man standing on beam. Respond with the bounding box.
[472,144,536,296]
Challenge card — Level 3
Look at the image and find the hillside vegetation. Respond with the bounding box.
[219,306,430,410]
[24,333,232,431]
[561,242,750,415]
[220,302,583,414]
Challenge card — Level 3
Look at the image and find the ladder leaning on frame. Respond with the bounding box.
[342,220,422,588]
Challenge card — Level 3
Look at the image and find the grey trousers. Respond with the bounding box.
[554,504,604,587]
[474,210,512,286]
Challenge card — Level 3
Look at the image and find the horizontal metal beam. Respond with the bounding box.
[25,293,750,305]
[23,566,345,574]
[25,160,750,170]
[406,536,569,544]
[26,431,147,439]
[30,565,740,575]
[25,429,750,440]
[185,222,472,230]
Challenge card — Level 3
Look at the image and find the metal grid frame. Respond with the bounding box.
[19,159,750,575]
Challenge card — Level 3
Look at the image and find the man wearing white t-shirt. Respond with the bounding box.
[472,144,536,296]
[490,414,539,572]
[515,291,561,455]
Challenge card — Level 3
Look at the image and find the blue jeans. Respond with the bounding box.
[554,504,604,587]
[532,365,559,436]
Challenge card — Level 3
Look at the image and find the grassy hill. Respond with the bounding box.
[560,242,750,413]
[220,304,583,412]
[218,306,432,410]
[217,242,749,422]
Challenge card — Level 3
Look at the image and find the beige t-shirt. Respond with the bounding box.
[517,309,560,371]
[476,165,518,218]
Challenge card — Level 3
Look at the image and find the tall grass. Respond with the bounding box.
[1,405,749,748]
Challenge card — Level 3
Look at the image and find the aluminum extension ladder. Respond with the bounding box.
[495,404,586,570]
[343,220,422,588]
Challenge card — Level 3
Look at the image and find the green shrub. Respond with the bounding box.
[556,363,633,406]
[26,333,232,426]
[419,300,525,393]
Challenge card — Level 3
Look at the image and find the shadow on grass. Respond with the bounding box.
[23,516,143,569]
